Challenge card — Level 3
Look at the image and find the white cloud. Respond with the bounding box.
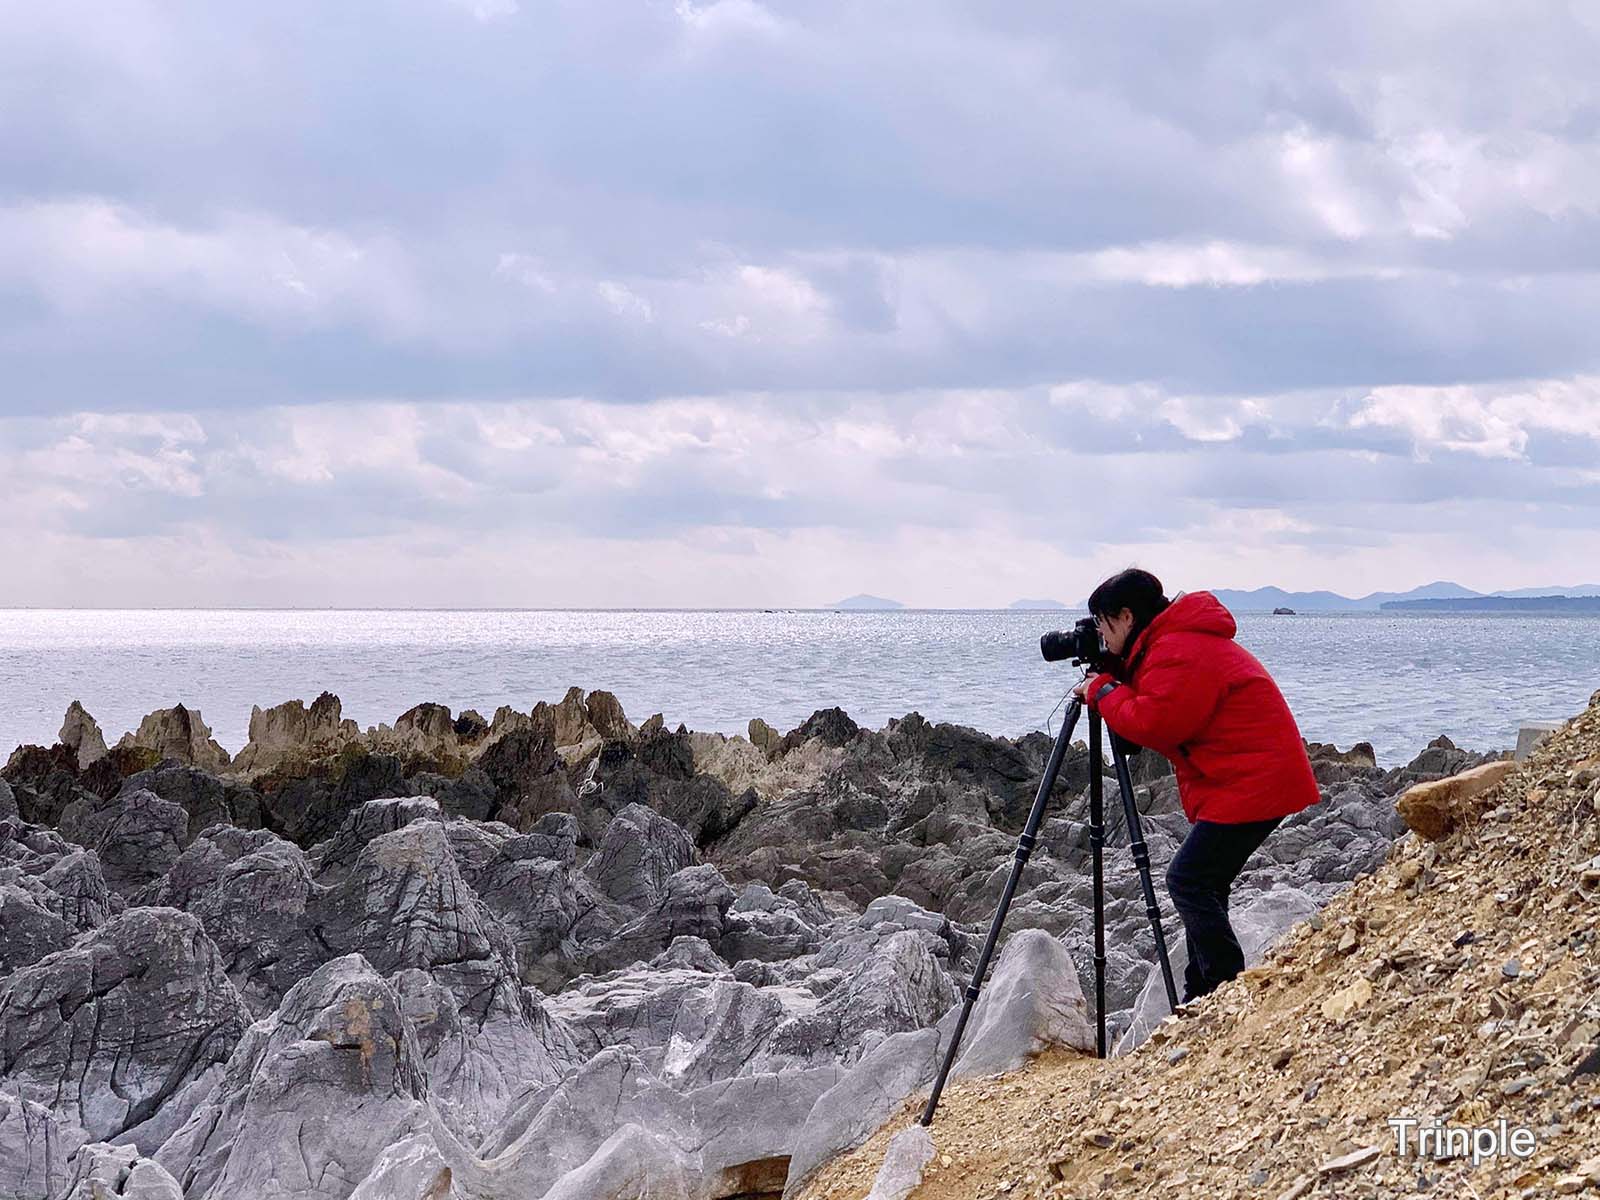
[4,382,1598,605]
[1346,379,1600,459]
[446,0,519,22]
[595,280,655,322]
[0,200,426,336]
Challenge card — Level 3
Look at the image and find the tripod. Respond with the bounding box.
[919,694,1178,1126]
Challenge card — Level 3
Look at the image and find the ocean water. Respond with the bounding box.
[1,608,1597,769]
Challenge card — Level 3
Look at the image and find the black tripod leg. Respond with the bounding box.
[919,698,1082,1126]
[1089,711,1107,1058]
[1110,736,1179,1011]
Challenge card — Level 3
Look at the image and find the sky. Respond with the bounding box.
[2,0,1599,608]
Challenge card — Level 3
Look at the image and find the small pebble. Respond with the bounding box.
[1502,958,1522,979]
[1167,1047,1189,1065]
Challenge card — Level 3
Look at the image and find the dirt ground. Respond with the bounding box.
[798,692,1600,1200]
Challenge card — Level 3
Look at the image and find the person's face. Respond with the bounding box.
[1094,607,1136,656]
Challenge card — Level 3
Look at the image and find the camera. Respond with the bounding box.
[1040,616,1108,668]
[1040,618,1140,753]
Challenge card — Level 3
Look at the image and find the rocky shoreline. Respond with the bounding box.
[1,690,1504,1200]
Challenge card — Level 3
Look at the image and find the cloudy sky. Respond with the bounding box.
[3,1,1599,607]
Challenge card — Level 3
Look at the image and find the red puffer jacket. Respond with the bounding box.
[1084,591,1321,825]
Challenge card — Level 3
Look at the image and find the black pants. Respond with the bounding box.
[1165,815,1283,1003]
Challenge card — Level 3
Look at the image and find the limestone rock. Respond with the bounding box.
[950,929,1096,1075]
[59,1142,185,1200]
[119,762,263,844]
[57,787,188,896]
[139,825,320,1014]
[0,883,73,975]
[471,726,577,832]
[155,955,429,1200]
[0,907,250,1149]
[60,701,109,768]
[584,802,696,911]
[231,692,358,778]
[580,863,736,974]
[0,1090,69,1200]
[115,704,231,773]
[584,689,635,741]
[749,717,784,759]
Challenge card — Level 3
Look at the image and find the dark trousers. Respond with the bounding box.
[1165,815,1283,1003]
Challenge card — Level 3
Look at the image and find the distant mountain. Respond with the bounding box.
[1491,584,1600,598]
[1009,598,1068,610]
[1382,595,1600,613]
[1211,581,1483,612]
[1207,581,1600,612]
[833,593,904,610]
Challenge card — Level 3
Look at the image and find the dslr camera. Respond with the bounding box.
[1040,617,1114,672]
[1039,618,1141,754]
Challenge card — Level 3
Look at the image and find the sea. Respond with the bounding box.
[2,608,1598,770]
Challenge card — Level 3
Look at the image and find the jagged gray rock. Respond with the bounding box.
[156,955,430,1200]
[118,761,263,844]
[950,927,1095,1075]
[59,1142,185,1200]
[57,787,188,896]
[0,882,73,975]
[0,906,249,1151]
[0,1090,69,1200]
[584,802,696,911]
[0,696,1508,1200]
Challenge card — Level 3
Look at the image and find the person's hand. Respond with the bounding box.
[1071,676,1091,701]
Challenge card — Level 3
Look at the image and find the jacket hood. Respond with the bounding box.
[1126,590,1237,661]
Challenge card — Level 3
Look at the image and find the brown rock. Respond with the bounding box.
[1397,760,1517,840]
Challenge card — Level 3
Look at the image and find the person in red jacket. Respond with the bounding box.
[1071,568,1321,1003]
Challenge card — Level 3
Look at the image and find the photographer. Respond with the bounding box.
[1071,569,1321,1004]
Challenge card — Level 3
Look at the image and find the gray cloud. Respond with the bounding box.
[3,2,1600,601]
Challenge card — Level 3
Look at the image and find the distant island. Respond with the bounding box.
[1208,581,1600,612]
[832,594,905,610]
[1380,595,1600,613]
[1009,598,1068,610]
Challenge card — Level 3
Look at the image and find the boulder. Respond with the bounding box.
[748,717,784,759]
[0,883,73,976]
[255,746,409,848]
[140,826,320,1014]
[472,727,577,831]
[1397,759,1518,840]
[949,928,1095,1074]
[580,864,736,973]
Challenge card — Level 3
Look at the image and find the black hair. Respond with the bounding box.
[1087,567,1171,653]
